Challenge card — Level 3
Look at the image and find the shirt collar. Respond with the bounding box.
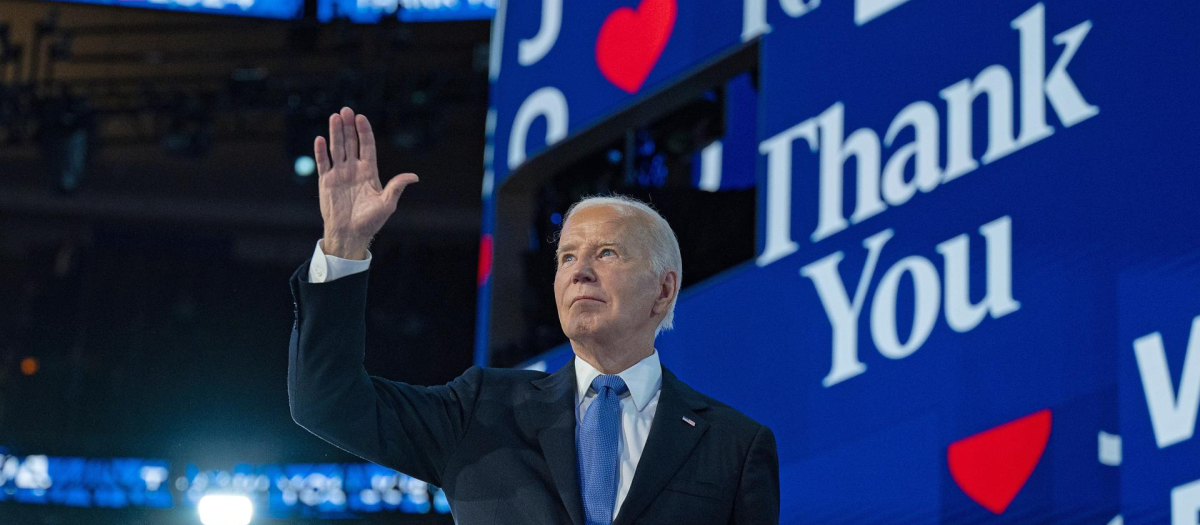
[574,350,662,412]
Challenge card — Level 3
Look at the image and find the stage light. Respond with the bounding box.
[20,357,39,376]
[606,148,622,164]
[294,155,316,177]
[197,494,253,525]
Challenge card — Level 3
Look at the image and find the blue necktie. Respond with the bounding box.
[578,374,628,525]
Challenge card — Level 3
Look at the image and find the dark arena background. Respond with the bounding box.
[2,0,1199,524]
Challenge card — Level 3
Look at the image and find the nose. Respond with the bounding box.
[571,258,597,284]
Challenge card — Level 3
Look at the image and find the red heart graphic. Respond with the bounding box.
[947,409,1052,514]
[595,0,677,94]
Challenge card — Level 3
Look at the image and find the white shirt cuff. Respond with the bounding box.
[308,239,372,283]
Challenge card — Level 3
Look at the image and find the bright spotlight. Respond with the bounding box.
[294,155,316,177]
[197,494,253,525]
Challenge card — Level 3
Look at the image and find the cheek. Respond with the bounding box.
[552,274,566,302]
[554,278,577,314]
[630,277,660,309]
[608,277,649,314]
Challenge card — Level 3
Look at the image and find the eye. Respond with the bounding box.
[560,254,575,264]
[600,248,616,258]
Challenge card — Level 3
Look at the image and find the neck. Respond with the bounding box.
[570,334,655,374]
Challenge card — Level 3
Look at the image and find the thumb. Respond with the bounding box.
[383,173,419,204]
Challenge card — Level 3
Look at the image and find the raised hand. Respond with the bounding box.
[315,107,419,260]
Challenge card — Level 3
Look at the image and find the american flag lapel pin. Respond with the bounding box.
[682,416,696,427]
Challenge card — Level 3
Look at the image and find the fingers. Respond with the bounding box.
[383,173,420,204]
[356,114,375,163]
[314,136,331,176]
[341,107,359,162]
[329,113,345,163]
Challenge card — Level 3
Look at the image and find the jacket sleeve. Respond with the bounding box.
[730,424,781,524]
[286,260,482,487]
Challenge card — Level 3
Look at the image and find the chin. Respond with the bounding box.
[565,319,605,340]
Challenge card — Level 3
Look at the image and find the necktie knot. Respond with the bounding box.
[591,374,628,397]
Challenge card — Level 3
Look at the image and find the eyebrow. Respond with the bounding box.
[556,241,622,256]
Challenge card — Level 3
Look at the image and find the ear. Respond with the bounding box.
[651,270,679,316]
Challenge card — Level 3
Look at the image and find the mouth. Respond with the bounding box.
[572,297,604,305]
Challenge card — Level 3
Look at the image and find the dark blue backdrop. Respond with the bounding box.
[480,0,1200,522]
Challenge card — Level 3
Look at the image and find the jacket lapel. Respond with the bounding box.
[525,358,586,525]
[613,367,710,525]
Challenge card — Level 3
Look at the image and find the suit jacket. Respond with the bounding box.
[287,261,780,524]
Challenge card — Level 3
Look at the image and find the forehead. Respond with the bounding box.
[557,205,635,247]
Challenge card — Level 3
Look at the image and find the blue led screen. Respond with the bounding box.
[0,449,451,518]
[43,0,304,19]
[479,0,1200,523]
[317,0,494,23]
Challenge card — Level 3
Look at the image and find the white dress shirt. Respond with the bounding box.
[308,238,664,522]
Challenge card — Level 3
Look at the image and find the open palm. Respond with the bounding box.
[315,107,419,259]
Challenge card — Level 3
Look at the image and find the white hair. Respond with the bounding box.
[560,194,682,337]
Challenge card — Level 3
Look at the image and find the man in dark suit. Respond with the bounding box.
[288,107,779,524]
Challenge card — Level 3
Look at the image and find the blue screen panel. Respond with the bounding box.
[317,0,495,23]
[489,0,1200,522]
[0,449,451,518]
[43,0,303,19]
